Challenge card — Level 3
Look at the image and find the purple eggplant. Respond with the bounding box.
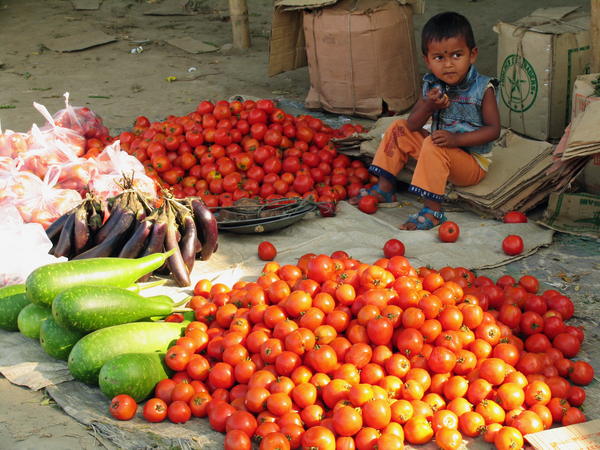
[165,213,191,287]
[190,198,218,261]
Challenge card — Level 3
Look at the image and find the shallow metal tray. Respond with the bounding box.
[216,203,317,234]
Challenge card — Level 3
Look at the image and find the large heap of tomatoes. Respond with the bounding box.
[111,252,593,450]
[89,99,372,208]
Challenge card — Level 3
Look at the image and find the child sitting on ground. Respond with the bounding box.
[351,11,501,230]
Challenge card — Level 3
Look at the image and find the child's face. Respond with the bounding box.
[423,36,478,86]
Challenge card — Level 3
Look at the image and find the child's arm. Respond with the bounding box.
[407,86,449,132]
[430,87,501,148]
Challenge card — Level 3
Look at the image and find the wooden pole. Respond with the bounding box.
[592,0,600,73]
[229,0,251,48]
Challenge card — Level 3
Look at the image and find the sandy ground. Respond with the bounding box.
[0,0,592,448]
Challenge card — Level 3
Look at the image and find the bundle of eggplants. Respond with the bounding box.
[46,190,218,287]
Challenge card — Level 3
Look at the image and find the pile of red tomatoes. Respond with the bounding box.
[112,252,593,450]
[105,99,373,207]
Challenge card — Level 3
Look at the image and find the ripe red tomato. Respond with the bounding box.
[439,222,460,243]
[570,361,594,386]
[143,398,168,423]
[197,101,214,116]
[258,242,277,261]
[135,116,151,128]
[358,195,378,214]
[518,275,539,294]
[502,235,524,256]
[257,99,275,115]
[168,400,192,424]
[165,345,191,371]
[552,333,581,359]
[504,211,527,223]
[110,394,137,421]
[383,239,405,258]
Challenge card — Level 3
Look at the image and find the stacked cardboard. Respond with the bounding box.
[448,131,562,218]
[560,101,600,161]
[572,73,600,120]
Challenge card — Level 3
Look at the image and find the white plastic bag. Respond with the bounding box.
[0,156,44,205]
[22,124,82,179]
[89,140,157,201]
[33,100,86,157]
[51,92,107,139]
[0,128,31,158]
[13,165,82,229]
[53,140,100,196]
[0,203,67,287]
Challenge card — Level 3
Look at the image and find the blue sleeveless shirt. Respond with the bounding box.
[423,65,499,155]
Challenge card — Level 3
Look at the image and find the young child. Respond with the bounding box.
[353,11,501,230]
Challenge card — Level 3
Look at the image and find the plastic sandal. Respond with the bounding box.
[357,184,398,208]
[404,206,447,230]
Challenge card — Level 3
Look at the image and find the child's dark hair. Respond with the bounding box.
[421,12,476,56]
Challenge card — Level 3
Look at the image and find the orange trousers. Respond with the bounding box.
[370,119,486,202]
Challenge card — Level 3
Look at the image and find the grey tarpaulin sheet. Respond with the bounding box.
[1,198,599,450]
[180,198,556,291]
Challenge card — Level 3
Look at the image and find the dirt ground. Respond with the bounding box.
[0,0,592,449]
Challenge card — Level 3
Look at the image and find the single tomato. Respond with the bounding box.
[383,238,405,258]
[258,242,277,261]
[358,195,378,214]
[110,394,137,421]
[504,211,528,223]
[143,398,168,423]
[439,221,460,243]
[502,235,524,256]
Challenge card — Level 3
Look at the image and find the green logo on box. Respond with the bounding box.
[499,54,538,113]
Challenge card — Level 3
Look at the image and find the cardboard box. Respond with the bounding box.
[583,153,600,196]
[269,0,422,119]
[569,74,600,196]
[494,7,590,141]
[572,73,600,120]
[526,419,600,450]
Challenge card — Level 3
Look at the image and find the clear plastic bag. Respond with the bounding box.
[0,129,32,158]
[88,140,157,201]
[0,156,44,205]
[33,99,86,157]
[0,156,13,171]
[51,92,108,139]
[13,165,82,229]
[53,141,100,196]
[54,157,99,196]
[22,124,81,179]
[0,203,67,287]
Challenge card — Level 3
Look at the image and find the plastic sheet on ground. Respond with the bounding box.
[186,196,555,290]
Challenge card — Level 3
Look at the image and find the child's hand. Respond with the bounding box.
[431,130,459,148]
[424,86,449,112]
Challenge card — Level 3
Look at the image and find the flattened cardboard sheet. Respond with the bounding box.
[165,37,218,54]
[43,30,116,52]
[526,418,600,450]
